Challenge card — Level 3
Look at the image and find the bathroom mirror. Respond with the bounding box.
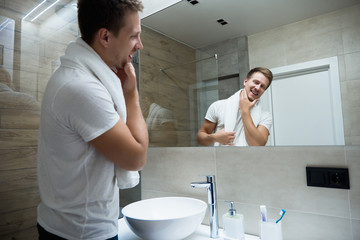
[1,0,359,149]
[139,0,360,147]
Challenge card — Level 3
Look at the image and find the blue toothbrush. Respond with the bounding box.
[276,209,286,223]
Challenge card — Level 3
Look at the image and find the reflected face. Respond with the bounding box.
[109,10,143,69]
[243,72,270,102]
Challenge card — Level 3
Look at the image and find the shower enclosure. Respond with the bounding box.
[139,51,219,147]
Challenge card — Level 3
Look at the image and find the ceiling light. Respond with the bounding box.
[31,0,61,22]
[22,0,47,21]
[217,18,228,25]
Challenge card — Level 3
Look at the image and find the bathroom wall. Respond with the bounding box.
[141,146,360,239]
[0,2,78,238]
[248,4,360,146]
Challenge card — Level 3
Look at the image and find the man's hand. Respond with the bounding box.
[213,128,235,145]
[239,89,269,146]
[198,119,235,146]
[92,63,148,171]
[239,89,257,113]
[113,63,137,95]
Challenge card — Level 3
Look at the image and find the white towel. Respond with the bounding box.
[222,89,262,146]
[61,38,139,189]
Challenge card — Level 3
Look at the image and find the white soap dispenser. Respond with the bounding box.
[223,201,245,240]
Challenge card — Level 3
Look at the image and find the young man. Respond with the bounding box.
[197,67,273,146]
[36,0,148,239]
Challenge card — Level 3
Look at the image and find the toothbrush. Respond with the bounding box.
[276,209,286,223]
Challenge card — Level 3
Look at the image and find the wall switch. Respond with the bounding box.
[306,167,350,189]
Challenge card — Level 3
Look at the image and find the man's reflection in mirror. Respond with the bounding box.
[141,92,178,147]
[0,66,40,111]
[197,67,273,146]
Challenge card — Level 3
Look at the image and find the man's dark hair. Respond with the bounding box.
[247,67,273,89]
[77,0,143,45]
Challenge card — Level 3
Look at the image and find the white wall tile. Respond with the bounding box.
[352,219,360,240]
[344,52,360,81]
[342,26,360,54]
[347,146,360,220]
[142,146,360,238]
[141,147,216,197]
[215,147,350,219]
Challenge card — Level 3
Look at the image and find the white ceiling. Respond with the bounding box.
[140,0,182,19]
[141,0,360,49]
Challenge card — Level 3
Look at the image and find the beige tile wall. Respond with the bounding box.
[140,26,197,147]
[248,4,360,146]
[0,1,77,238]
[142,146,360,240]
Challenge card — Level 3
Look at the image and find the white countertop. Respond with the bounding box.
[118,218,259,240]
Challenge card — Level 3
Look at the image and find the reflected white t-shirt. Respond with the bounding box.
[205,99,272,146]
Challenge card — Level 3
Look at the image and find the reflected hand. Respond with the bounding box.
[214,128,235,145]
[239,89,257,113]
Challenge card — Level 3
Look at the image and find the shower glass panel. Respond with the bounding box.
[140,53,218,147]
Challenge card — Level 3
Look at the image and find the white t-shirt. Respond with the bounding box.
[37,65,120,240]
[205,99,272,146]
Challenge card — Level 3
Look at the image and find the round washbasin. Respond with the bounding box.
[121,197,207,240]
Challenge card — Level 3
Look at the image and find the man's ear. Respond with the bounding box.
[243,78,248,85]
[98,28,110,47]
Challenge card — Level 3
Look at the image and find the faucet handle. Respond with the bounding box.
[200,175,215,182]
[201,175,215,183]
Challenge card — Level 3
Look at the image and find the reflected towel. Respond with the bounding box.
[222,89,262,146]
[61,37,139,189]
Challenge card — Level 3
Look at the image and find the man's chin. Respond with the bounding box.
[246,94,253,101]
[117,60,130,70]
[248,96,257,102]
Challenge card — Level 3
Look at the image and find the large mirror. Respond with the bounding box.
[1,0,359,150]
[139,0,360,147]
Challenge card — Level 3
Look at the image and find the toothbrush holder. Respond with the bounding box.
[259,219,282,240]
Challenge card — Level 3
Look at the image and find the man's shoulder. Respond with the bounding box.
[206,99,226,120]
[44,67,109,110]
[210,99,226,108]
[50,66,105,93]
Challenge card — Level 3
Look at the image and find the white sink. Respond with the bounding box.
[121,197,207,240]
[118,218,260,240]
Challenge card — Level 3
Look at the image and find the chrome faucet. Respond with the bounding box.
[191,175,219,239]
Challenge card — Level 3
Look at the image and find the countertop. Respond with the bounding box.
[118,218,259,240]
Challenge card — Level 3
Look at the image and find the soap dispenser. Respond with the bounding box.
[223,201,245,240]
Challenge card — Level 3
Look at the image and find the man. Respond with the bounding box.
[0,66,40,110]
[36,0,148,239]
[197,67,273,146]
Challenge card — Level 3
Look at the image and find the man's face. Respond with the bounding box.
[243,72,270,102]
[108,10,143,69]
